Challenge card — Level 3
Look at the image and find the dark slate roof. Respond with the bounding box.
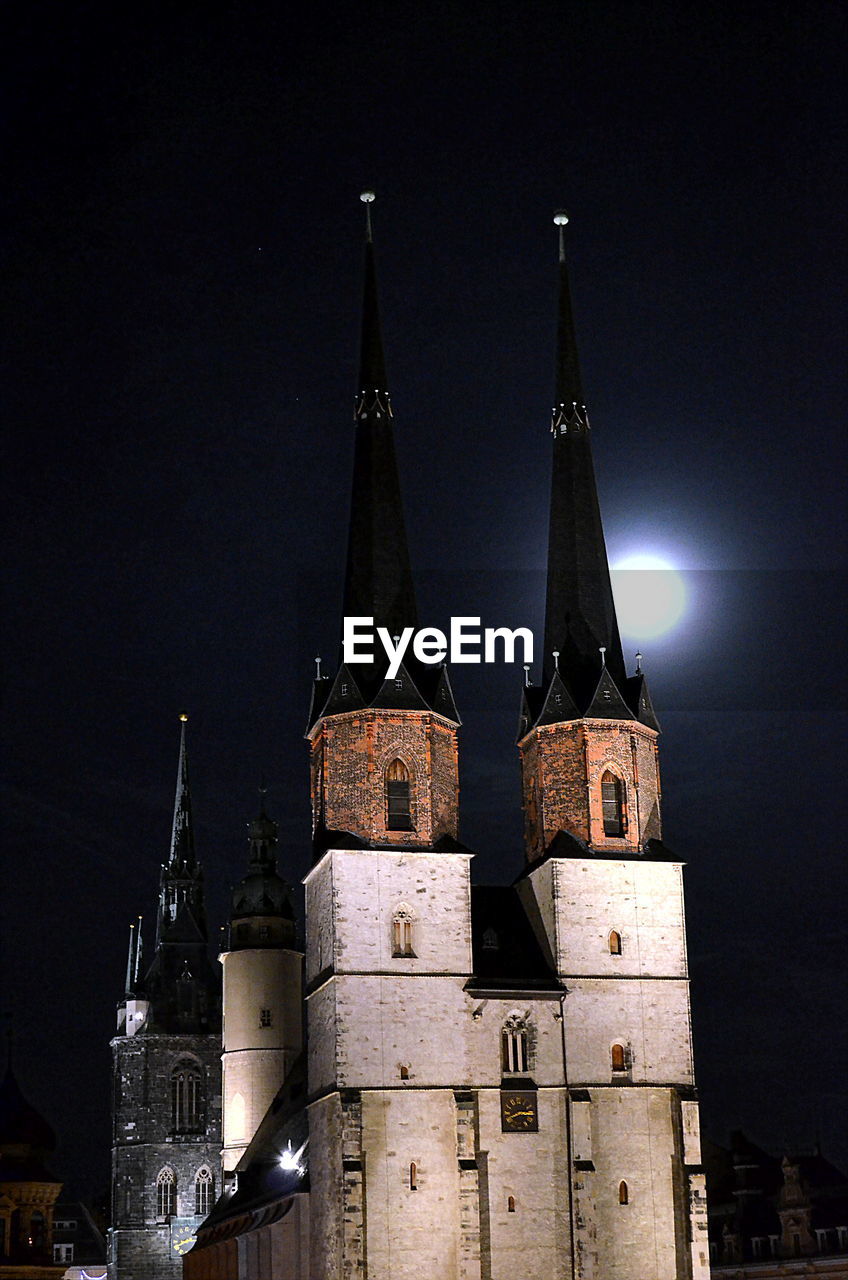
[466,886,562,994]
[542,223,626,696]
[0,1067,56,1154]
[625,672,661,731]
[518,664,660,738]
[583,666,634,720]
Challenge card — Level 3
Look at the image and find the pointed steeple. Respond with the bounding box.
[124,923,137,995]
[155,715,207,949]
[169,712,196,871]
[341,193,418,656]
[543,211,626,702]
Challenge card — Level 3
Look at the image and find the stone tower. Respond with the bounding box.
[220,798,302,1180]
[514,214,710,1278]
[300,204,709,1280]
[108,717,222,1279]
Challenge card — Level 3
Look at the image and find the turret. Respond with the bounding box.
[519,215,662,860]
[220,795,303,1176]
[306,194,460,853]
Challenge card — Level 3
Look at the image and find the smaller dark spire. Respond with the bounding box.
[124,923,136,995]
[169,713,195,870]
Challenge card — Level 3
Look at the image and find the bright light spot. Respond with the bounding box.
[279,1139,308,1177]
[611,553,687,640]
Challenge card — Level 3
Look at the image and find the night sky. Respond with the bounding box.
[3,1,846,1200]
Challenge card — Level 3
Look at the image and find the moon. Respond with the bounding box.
[610,552,687,640]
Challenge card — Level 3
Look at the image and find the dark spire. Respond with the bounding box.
[154,715,207,949]
[341,192,418,670]
[169,712,195,871]
[124,922,136,995]
[543,212,626,700]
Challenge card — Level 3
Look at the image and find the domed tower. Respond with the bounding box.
[0,1060,62,1268]
[220,798,302,1177]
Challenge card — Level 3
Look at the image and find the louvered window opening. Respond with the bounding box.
[386,759,412,830]
[171,1066,201,1132]
[602,773,624,836]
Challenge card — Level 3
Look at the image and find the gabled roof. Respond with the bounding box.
[466,886,562,994]
[583,665,635,720]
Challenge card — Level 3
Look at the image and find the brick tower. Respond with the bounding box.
[109,717,221,1279]
[515,213,710,1278]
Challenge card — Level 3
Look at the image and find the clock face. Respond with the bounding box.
[501,1090,539,1132]
[172,1227,197,1256]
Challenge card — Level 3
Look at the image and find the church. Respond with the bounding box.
[112,196,711,1279]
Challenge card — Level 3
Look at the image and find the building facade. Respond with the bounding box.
[108,719,222,1280]
[186,199,711,1279]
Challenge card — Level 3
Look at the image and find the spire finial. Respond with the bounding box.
[315,654,322,679]
[599,645,607,667]
[552,648,560,671]
[635,651,643,675]
[524,664,531,687]
[554,210,569,263]
[360,190,376,243]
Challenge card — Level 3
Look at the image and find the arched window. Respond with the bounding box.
[409,1161,418,1190]
[502,1016,530,1074]
[386,758,412,830]
[609,929,622,955]
[391,905,416,957]
[619,1180,629,1205]
[611,1043,626,1073]
[30,1210,45,1250]
[601,771,625,836]
[195,1167,214,1216]
[157,1168,177,1218]
[171,1061,202,1132]
[507,1195,516,1213]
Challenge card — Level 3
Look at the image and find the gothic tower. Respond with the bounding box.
[304,195,474,1279]
[220,797,302,1180]
[515,214,710,1278]
[109,717,222,1280]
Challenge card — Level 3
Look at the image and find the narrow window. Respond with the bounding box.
[609,929,622,955]
[157,1168,177,1217]
[619,1180,629,1205]
[611,1043,626,1072]
[507,1195,516,1213]
[30,1210,45,1249]
[502,1020,529,1073]
[409,1161,418,1190]
[386,758,412,830]
[171,1062,202,1132]
[195,1167,214,1216]
[400,1064,410,1080]
[601,771,624,836]
[391,906,416,957]
[259,1008,272,1027]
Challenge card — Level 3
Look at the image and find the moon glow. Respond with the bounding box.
[611,553,687,640]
